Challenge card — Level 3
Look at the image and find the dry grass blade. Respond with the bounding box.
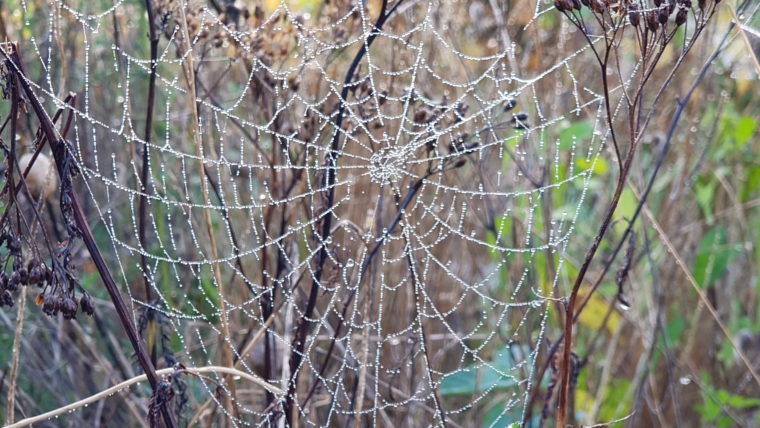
[729,6,760,77]
[628,181,760,388]
[5,365,283,428]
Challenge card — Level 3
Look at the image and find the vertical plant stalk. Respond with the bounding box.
[140,0,160,367]
[6,286,26,424]
[6,69,22,425]
[1,45,176,428]
[286,0,399,423]
[554,5,721,425]
[175,1,238,419]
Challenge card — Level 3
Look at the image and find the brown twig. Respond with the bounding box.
[139,0,161,366]
[285,0,402,423]
[0,44,177,428]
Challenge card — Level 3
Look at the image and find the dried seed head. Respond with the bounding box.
[62,296,78,320]
[629,4,641,26]
[19,268,28,286]
[1,290,12,308]
[43,293,58,316]
[8,271,20,291]
[657,8,669,24]
[0,271,7,289]
[591,0,606,13]
[28,267,40,286]
[512,112,529,122]
[8,237,20,254]
[80,292,95,316]
[646,10,659,32]
[503,98,517,112]
[675,8,687,25]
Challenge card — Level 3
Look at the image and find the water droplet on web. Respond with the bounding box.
[679,376,691,385]
[345,259,355,267]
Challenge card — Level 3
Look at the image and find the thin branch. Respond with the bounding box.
[177,0,238,419]
[629,182,760,387]
[286,0,401,423]
[0,44,176,428]
[5,365,283,428]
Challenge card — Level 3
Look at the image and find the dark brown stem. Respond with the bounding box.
[2,44,176,428]
[140,0,160,366]
[285,0,400,423]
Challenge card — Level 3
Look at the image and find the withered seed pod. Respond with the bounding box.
[512,112,529,122]
[62,296,78,320]
[8,238,20,254]
[80,293,96,316]
[646,11,659,32]
[629,5,641,26]
[657,8,669,24]
[28,267,40,286]
[675,8,687,26]
[8,271,20,291]
[43,293,58,316]
[19,268,28,286]
[45,265,53,284]
[2,290,12,308]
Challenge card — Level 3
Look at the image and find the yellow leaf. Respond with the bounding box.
[576,155,608,176]
[576,286,620,334]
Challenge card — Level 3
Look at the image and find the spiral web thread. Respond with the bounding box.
[13,0,626,425]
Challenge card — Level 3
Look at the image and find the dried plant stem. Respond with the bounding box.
[0,44,176,428]
[729,7,760,77]
[629,182,760,387]
[187,311,280,426]
[139,0,160,366]
[5,365,283,428]
[6,287,26,424]
[176,1,237,420]
[286,0,399,423]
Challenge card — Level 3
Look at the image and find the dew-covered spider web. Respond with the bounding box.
[9,0,623,425]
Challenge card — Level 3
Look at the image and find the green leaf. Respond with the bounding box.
[613,188,637,234]
[741,167,760,202]
[559,121,594,150]
[439,352,518,396]
[695,178,717,225]
[575,155,608,175]
[658,316,684,349]
[481,405,521,428]
[693,227,742,288]
[735,116,756,148]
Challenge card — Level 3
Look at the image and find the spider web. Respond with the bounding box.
[14,0,616,425]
